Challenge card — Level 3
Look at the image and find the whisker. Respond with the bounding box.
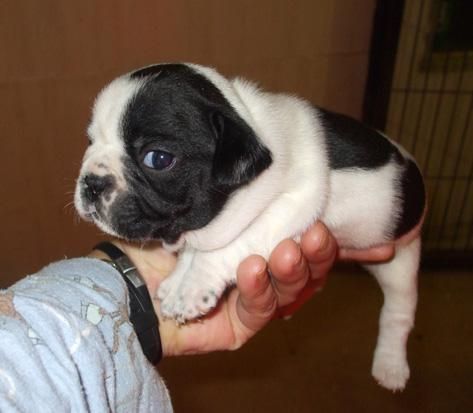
[63,200,75,211]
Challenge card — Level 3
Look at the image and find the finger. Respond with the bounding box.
[299,221,337,283]
[235,255,278,334]
[338,244,395,262]
[268,239,310,307]
[276,279,320,319]
[275,222,337,317]
[268,221,337,310]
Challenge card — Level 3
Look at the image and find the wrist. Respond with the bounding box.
[91,241,163,364]
[91,240,181,358]
[88,248,112,261]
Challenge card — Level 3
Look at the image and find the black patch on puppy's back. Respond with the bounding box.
[318,108,402,170]
[318,108,425,237]
[394,159,426,238]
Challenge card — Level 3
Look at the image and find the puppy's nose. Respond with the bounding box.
[83,174,113,203]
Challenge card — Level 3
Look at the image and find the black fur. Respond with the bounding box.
[394,159,426,238]
[318,108,402,170]
[111,64,272,242]
[318,108,424,237]
[130,64,229,107]
[210,111,272,191]
[82,174,115,203]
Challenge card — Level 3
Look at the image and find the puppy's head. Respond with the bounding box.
[74,63,272,244]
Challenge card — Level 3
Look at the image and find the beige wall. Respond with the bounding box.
[0,0,375,286]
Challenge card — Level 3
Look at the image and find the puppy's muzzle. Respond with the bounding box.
[82,174,115,202]
[79,174,118,224]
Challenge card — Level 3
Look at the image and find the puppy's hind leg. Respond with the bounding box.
[364,236,421,391]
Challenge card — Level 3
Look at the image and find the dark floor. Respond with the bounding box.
[160,268,473,412]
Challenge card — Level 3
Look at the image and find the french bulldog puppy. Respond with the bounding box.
[75,63,425,390]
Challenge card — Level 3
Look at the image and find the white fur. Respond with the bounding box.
[365,237,420,390]
[76,64,423,391]
[162,66,421,392]
[321,161,403,247]
[184,76,329,251]
[74,77,143,231]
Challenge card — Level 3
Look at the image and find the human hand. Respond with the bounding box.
[109,221,394,357]
[260,223,395,319]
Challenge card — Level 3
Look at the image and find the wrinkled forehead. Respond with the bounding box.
[87,76,143,144]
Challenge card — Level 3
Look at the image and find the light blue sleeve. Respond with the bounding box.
[0,258,173,412]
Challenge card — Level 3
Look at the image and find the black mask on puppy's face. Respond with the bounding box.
[74,64,272,244]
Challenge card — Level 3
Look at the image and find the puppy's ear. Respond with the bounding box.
[210,111,272,191]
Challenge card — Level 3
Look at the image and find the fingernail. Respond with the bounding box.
[312,226,329,252]
[255,261,268,281]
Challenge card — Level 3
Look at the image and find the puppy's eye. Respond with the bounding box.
[143,150,175,170]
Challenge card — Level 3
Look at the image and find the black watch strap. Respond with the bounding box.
[94,241,162,365]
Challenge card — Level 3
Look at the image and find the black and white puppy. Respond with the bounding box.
[75,63,425,391]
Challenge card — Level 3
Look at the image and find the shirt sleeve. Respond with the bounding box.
[0,258,173,413]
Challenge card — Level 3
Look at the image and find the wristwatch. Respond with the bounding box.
[93,241,162,365]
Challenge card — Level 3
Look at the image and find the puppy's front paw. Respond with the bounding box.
[372,352,410,391]
[158,276,223,323]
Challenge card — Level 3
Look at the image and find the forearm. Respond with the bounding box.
[0,258,172,412]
